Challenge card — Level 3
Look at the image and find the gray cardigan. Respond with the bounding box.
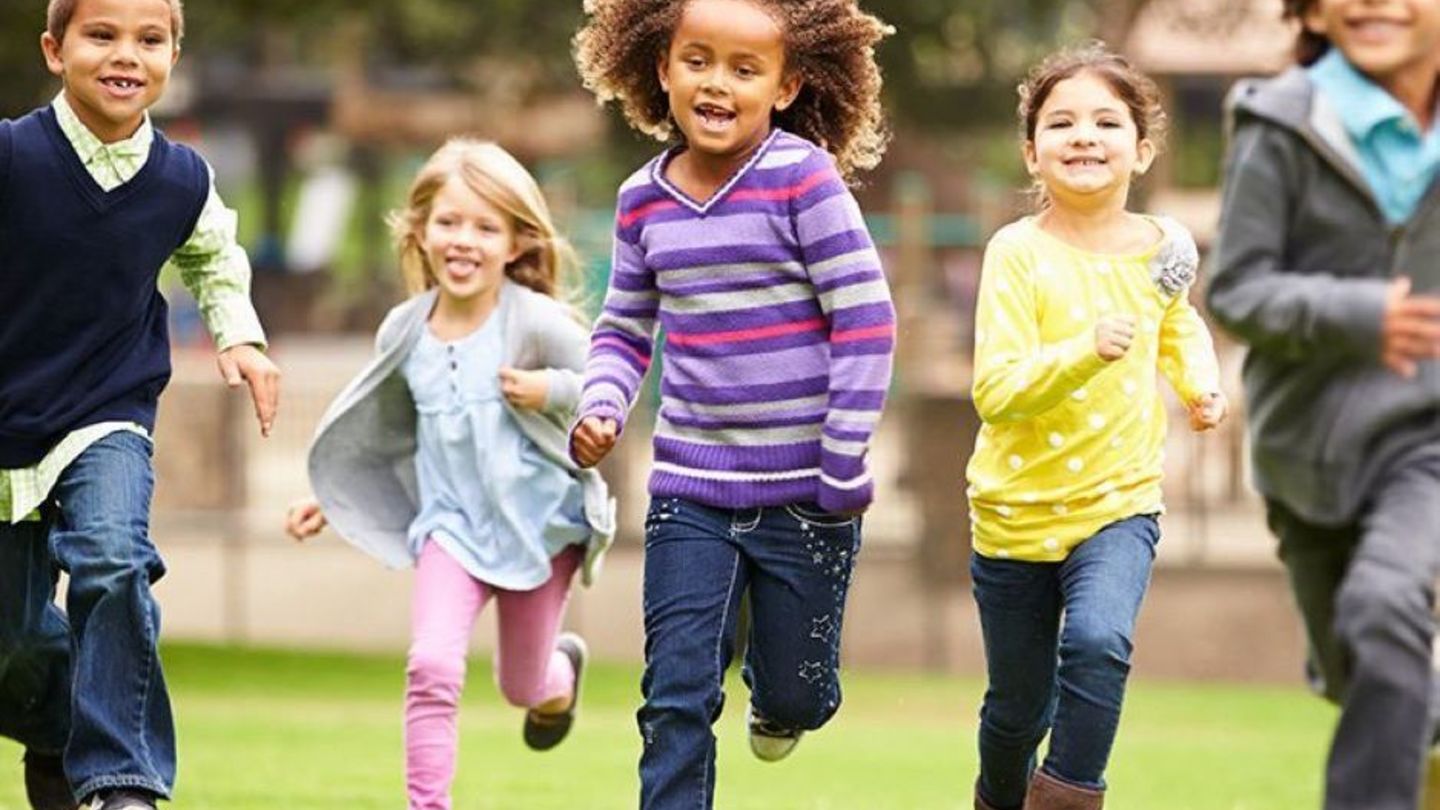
[306,282,616,585]
[1206,67,1440,525]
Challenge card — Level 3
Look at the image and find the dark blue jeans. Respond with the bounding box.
[0,431,173,801]
[971,514,1159,810]
[637,496,862,810]
[0,515,71,756]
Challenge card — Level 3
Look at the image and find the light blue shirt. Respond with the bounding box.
[402,295,589,590]
[1308,49,1440,224]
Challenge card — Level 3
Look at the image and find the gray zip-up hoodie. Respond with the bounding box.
[306,282,616,585]
[1206,67,1440,525]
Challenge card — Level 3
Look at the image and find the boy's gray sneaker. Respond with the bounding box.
[83,790,156,810]
[523,632,587,751]
[747,705,803,762]
[22,750,76,810]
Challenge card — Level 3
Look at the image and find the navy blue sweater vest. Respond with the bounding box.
[0,107,208,467]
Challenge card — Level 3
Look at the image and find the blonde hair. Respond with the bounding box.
[389,139,578,300]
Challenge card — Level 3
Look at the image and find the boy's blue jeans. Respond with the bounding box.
[971,514,1159,810]
[0,431,174,801]
[637,496,862,810]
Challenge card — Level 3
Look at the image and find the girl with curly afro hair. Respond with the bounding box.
[574,0,891,182]
[569,2,897,808]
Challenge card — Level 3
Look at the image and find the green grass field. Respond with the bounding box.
[0,644,1332,809]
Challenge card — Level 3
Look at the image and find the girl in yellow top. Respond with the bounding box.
[967,44,1226,810]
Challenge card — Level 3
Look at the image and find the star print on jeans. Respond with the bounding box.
[798,661,827,683]
[809,614,836,643]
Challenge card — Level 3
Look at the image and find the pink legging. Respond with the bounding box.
[405,539,583,810]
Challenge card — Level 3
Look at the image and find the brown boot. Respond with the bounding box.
[1023,769,1103,810]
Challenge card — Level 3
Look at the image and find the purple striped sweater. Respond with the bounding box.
[575,129,896,512]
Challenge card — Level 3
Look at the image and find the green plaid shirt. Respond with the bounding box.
[0,94,267,523]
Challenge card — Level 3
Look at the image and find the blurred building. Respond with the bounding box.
[1126,0,1293,245]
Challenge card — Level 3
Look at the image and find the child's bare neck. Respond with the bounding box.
[667,146,750,203]
[1038,205,1157,255]
[65,90,144,144]
[1376,69,1434,131]
[429,291,498,341]
[1372,63,1440,131]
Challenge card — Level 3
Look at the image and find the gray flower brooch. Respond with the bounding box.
[1148,218,1198,299]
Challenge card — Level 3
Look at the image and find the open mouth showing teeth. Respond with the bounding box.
[696,105,736,126]
[1065,158,1106,167]
[1349,19,1407,35]
[102,78,143,90]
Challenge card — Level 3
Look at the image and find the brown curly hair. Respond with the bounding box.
[573,0,892,181]
[1281,0,1330,66]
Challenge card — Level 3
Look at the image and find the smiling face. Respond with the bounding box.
[1023,70,1155,211]
[1303,0,1440,84]
[657,0,801,168]
[41,0,178,143]
[419,175,521,311]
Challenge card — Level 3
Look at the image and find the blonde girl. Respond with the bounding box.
[285,139,615,810]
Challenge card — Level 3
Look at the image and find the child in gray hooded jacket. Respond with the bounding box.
[1206,1,1440,808]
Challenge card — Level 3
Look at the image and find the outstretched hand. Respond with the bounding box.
[217,344,280,436]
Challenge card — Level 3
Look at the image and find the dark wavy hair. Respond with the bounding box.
[1016,42,1167,209]
[1281,0,1330,66]
[573,0,892,181]
[1017,41,1166,149]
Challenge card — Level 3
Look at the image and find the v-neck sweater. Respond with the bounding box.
[0,106,208,466]
[575,129,896,512]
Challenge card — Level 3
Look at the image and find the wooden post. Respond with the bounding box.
[892,171,931,381]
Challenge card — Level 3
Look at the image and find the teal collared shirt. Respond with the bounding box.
[1308,50,1440,224]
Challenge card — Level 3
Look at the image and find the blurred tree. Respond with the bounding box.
[1,0,1257,130]
[0,4,57,115]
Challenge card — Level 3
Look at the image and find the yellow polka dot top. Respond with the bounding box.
[966,216,1220,562]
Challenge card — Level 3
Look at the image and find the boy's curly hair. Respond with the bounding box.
[573,0,892,181]
[1280,0,1329,66]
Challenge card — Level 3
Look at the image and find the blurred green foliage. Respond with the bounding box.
[0,0,1156,131]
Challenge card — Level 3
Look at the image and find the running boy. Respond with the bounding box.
[0,1,278,808]
[1207,1,1440,807]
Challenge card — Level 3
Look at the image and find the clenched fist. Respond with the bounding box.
[571,416,618,468]
[1095,314,1138,362]
[284,497,327,541]
[499,366,548,411]
[1187,391,1229,432]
